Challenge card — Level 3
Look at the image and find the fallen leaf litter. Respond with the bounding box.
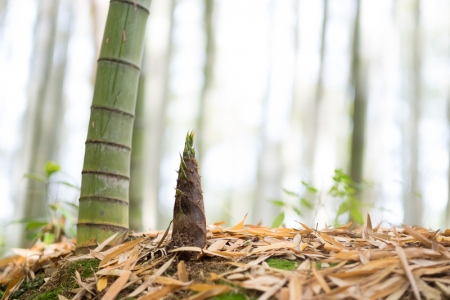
[2,214,450,299]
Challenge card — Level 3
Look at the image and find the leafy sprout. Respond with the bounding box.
[269,181,317,228]
[269,169,366,228]
[14,161,79,244]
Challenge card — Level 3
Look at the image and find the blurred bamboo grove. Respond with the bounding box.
[0,0,449,252]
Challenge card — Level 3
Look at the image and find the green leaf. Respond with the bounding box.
[292,206,303,217]
[271,212,285,228]
[9,218,44,225]
[67,228,77,238]
[336,201,349,217]
[61,201,79,210]
[301,181,318,193]
[24,221,49,231]
[45,161,60,178]
[300,198,314,209]
[346,187,356,195]
[282,188,300,198]
[182,131,196,159]
[49,203,58,212]
[350,207,364,224]
[268,200,287,207]
[43,232,55,245]
[23,173,46,183]
[56,204,76,223]
[58,181,80,189]
[26,231,41,241]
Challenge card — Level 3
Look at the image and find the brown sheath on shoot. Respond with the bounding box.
[171,131,207,254]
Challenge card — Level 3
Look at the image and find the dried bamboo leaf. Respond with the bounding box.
[251,242,297,254]
[385,281,409,300]
[395,246,421,300]
[73,271,94,295]
[258,278,287,300]
[312,263,330,294]
[208,239,228,251]
[154,276,192,286]
[297,222,314,233]
[128,256,175,298]
[415,276,441,300]
[138,285,180,300]
[365,276,406,299]
[97,277,108,292]
[289,276,303,300]
[101,271,131,300]
[99,238,143,267]
[434,281,450,297]
[1,274,24,300]
[229,213,248,230]
[168,246,202,253]
[94,232,119,252]
[319,232,346,251]
[177,260,189,282]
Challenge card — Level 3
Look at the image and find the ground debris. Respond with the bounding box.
[1,215,450,299]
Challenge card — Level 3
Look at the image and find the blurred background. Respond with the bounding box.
[0,0,449,255]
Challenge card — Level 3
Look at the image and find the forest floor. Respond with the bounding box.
[1,215,450,300]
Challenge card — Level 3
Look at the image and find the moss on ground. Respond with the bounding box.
[13,259,100,300]
[6,272,46,300]
[266,258,300,271]
[211,291,248,300]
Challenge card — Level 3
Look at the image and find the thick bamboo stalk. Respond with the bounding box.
[76,0,152,254]
[129,53,146,231]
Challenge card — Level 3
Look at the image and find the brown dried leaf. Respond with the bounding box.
[1,274,24,300]
[94,232,119,252]
[258,278,287,300]
[177,260,189,282]
[229,213,248,231]
[99,238,143,267]
[138,285,180,300]
[97,277,108,292]
[128,256,175,298]
[395,246,421,300]
[154,276,192,286]
[101,270,130,300]
[289,276,302,300]
[312,263,330,294]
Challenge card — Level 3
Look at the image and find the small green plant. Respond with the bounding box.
[0,232,5,257]
[269,169,365,228]
[13,161,79,244]
[269,181,317,228]
[330,169,363,226]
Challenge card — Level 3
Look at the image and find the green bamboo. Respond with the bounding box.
[76,0,152,254]
[196,0,215,164]
[349,0,366,186]
[129,53,146,231]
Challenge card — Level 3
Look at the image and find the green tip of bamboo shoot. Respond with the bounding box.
[183,131,196,159]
